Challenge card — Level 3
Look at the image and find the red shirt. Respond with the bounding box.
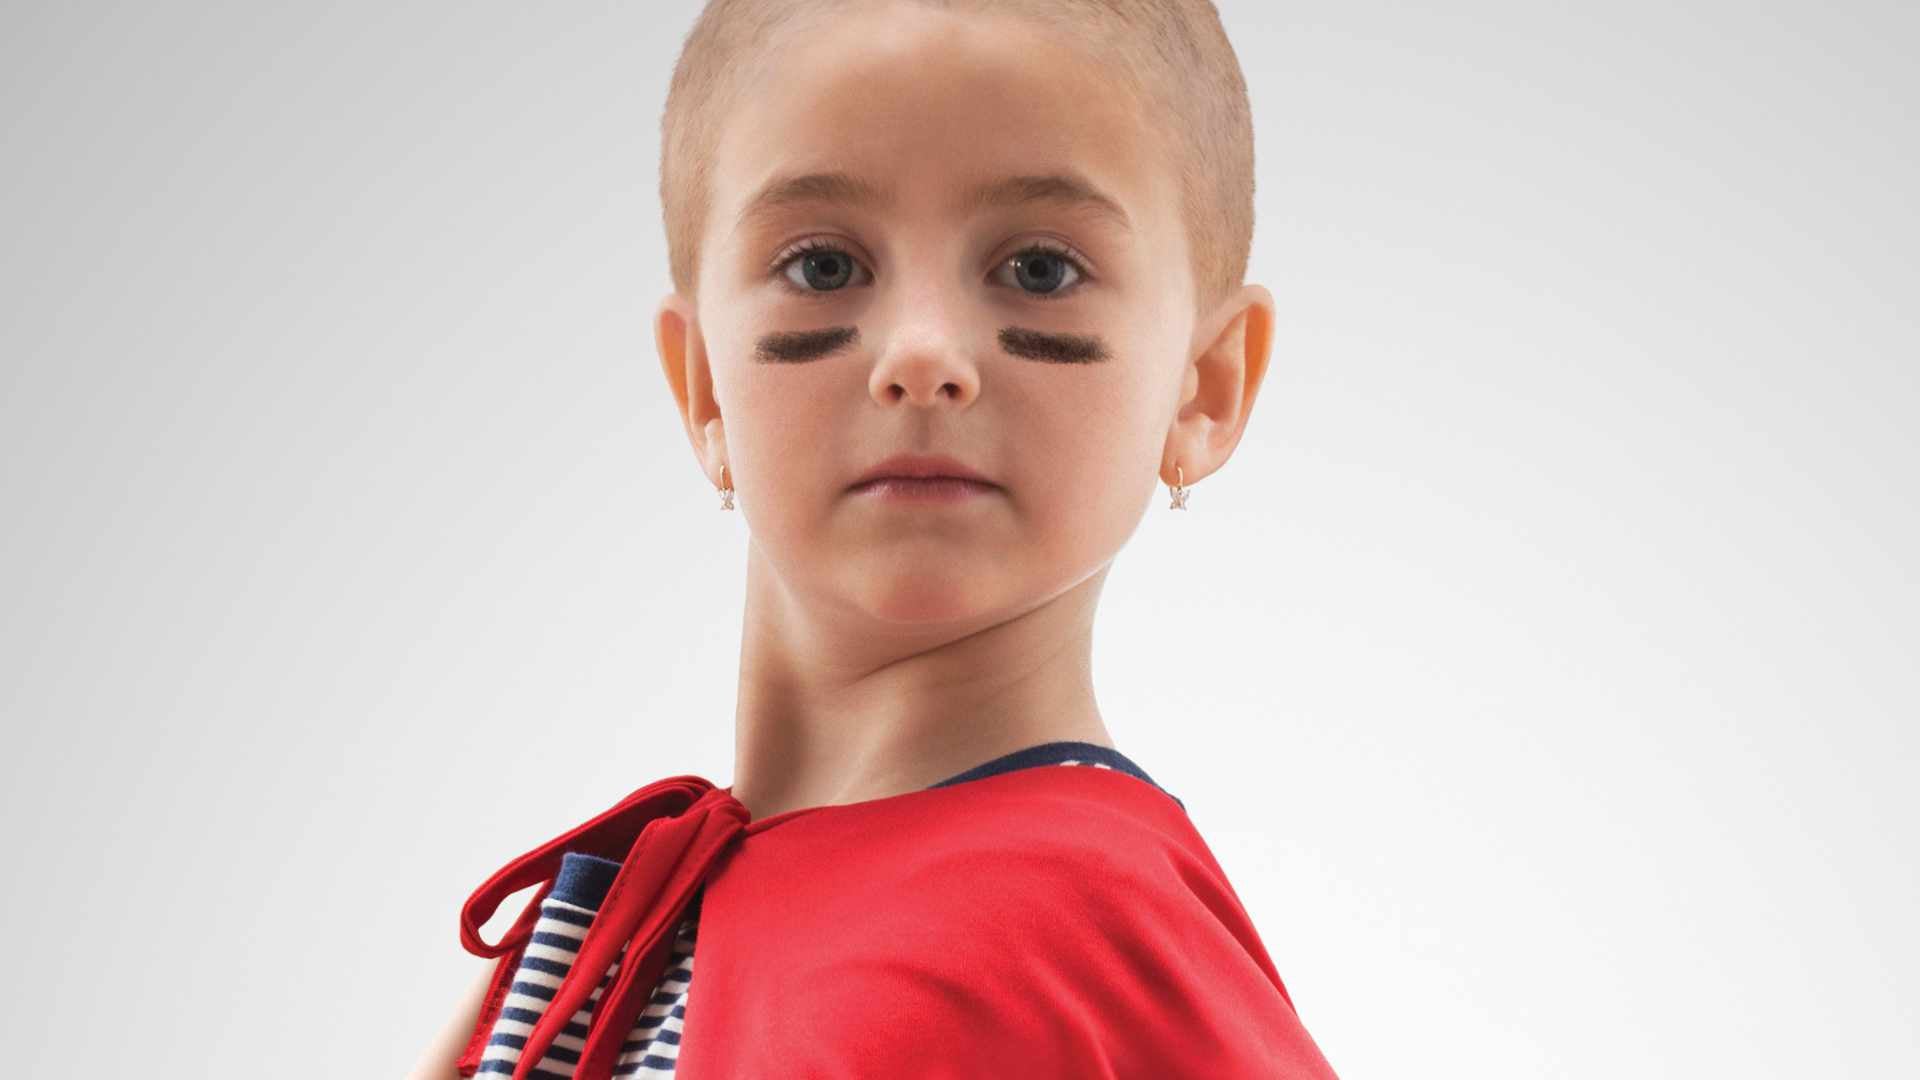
[456,743,1339,1078]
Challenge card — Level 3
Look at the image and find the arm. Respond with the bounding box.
[405,962,495,1080]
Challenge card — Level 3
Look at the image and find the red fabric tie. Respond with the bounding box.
[455,776,750,1080]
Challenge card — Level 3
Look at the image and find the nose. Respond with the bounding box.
[866,298,982,408]
[869,347,980,407]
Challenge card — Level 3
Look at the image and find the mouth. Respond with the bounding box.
[850,476,1000,502]
[850,452,998,493]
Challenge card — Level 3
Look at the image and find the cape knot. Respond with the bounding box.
[456,775,750,1079]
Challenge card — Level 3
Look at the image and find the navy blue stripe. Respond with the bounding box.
[530,928,586,950]
[539,905,594,929]
[553,850,624,909]
[517,955,573,978]
[926,740,1183,810]
[626,1010,686,1044]
[618,1056,680,1075]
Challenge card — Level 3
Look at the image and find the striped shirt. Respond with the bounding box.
[474,740,1179,1078]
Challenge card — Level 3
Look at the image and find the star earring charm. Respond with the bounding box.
[1168,464,1189,510]
[718,464,735,511]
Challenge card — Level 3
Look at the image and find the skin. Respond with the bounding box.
[655,0,1275,822]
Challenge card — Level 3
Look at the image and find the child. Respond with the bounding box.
[415,1,1337,1076]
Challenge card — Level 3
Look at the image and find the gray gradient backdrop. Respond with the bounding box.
[3,1,1915,1076]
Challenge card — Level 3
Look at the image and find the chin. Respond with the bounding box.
[855,575,1007,627]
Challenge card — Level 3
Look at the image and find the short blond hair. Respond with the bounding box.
[659,0,1256,320]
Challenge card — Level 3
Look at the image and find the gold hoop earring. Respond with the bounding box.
[1168,464,1190,510]
[718,464,735,511]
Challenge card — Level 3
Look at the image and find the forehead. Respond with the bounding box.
[707,3,1172,246]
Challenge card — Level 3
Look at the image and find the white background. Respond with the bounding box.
[2,1,1914,1075]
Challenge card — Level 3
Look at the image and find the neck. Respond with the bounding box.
[728,549,1116,821]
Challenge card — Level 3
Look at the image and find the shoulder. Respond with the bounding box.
[696,768,1340,1076]
[870,770,1341,1076]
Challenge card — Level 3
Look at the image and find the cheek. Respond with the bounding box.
[722,374,842,491]
[736,379,915,561]
[1007,372,1163,537]
[1023,365,1164,462]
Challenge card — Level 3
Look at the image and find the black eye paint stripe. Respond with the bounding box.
[998,327,1110,363]
[751,326,1111,364]
[755,326,859,363]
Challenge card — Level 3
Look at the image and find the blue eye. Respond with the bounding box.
[770,238,1092,301]
[776,238,867,293]
[991,243,1087,300]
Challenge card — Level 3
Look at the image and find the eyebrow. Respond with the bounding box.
[732,169,1133,237]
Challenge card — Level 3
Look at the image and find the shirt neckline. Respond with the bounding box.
[738,738,1181,834]
[551,740,1182,906]
[924,739,1179,808]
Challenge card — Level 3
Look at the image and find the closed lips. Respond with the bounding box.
[852,454,996,489]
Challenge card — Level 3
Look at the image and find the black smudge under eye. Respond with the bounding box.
[755,325,859,363]
[999,326,1110,363]
[751,325,1111,365]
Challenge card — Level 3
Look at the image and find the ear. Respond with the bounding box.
[1161,284,1276,489]
[655,291,727,489]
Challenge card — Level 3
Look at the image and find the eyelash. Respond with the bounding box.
[767,236,1094,302]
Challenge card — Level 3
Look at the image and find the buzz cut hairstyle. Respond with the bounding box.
[658,0,1256,320]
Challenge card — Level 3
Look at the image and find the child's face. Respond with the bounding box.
[663,2,1255,626]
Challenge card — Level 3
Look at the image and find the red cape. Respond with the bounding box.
[457,763,1339,1078]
